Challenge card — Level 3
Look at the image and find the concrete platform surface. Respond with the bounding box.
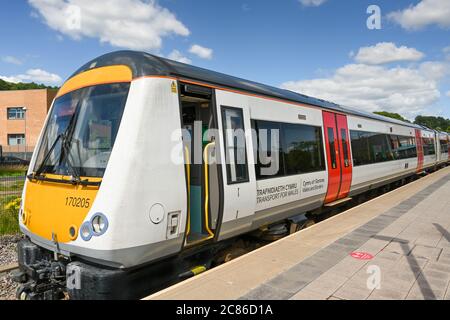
[146,166,450,300]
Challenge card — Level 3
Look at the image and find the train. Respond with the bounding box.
[13,51,450,300]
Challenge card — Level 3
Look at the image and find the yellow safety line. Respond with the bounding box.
[203,142,216,238]
[184,146,191,236]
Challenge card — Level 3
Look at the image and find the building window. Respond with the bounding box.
[7,107,26,120]
[8,134,25,146]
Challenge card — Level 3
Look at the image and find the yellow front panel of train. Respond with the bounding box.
[24,175,100,243]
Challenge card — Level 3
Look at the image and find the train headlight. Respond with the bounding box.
[91,213,109,236]
[80,222,93,241]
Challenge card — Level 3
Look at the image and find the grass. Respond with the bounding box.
[0,166,28,177]
[0,179,25,192]
[0,169,25,235]
[0,195,21,235]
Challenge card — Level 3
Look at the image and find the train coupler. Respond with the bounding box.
[14,238,68,300]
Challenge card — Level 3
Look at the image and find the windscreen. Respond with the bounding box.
[33,83,130,178]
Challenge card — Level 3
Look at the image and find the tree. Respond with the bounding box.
[0,79,58,91]
[414,116,450,132]
[374,111,410,123]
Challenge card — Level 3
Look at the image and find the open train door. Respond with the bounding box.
[322,111,352,204]
[215,90,257,240]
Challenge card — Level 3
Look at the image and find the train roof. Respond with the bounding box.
[72,50,428,131]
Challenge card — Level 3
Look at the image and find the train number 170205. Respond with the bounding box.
[65,197,91,208]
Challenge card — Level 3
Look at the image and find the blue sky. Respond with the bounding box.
[0,0,449,120]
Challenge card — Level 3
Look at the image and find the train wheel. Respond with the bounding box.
[16,285,31,300]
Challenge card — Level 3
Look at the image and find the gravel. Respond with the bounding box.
[0,234,21,265]
[0,234,22,300]
[0,273,17,300]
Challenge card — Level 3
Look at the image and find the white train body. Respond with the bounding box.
[15,51,450,299]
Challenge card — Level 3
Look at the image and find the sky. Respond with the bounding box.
[0,0,449,120]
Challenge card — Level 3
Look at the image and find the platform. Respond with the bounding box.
[146,166,450,300]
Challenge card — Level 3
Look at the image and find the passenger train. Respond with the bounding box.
[14,51,450,299]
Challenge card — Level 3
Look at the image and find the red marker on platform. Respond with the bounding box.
[350,252,374,260]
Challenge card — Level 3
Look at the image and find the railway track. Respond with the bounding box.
[0,263,19,275]
[0,235,22,300]
[0,264,19,300]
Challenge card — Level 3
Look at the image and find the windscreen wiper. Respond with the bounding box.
[32,132,65,178]
[31,101,82,182]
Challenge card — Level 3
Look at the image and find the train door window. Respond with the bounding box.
[341,128,350,167]
[327,128,337,169]
[222,106,249,184]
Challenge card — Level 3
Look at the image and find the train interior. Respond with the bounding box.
[180,83,221,246]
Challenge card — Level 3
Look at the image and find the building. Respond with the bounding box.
[0,89,57,160]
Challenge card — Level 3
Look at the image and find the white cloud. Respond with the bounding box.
[0,69,62,85]
[388,0,450,30]
[354,42,425,65]
[28,0,190,51]
[299,0,327,7]
[167,50,191,64]
[447,90,450,98]
[444,46,450,60]
[419,61,449,80]
[280,63,447,119]
[2,56,23,65]
[189,44,213,60]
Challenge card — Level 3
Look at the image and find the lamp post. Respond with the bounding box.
[22,107,27,161]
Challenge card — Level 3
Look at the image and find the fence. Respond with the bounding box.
[0,175,26,235]
[0,145,35,161]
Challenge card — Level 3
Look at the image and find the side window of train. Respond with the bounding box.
[252,120,325,179]
[282,123,325,175]
[423,138,436,156]
[252,120,284,180]
[441,139,449,153]
[222,106,249,184]
[350,130,417,166]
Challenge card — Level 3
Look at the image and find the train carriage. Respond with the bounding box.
[14,51,447,300]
